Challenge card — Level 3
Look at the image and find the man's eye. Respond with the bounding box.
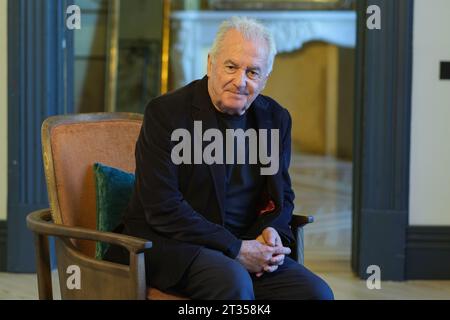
[225,65,235,71]
[247,70,259,78]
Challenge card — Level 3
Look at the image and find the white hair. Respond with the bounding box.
[209,16,277,75]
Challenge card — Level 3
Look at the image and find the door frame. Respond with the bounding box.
[6,0,74,272]
[352,0,414,280]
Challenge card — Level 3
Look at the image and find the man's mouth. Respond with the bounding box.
[228,91,248,96]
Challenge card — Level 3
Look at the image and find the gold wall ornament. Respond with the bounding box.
[104,0,121,112]
[160,0,171,95]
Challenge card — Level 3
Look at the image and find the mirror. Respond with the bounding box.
[106,0,169,113]
[74,0,169,114]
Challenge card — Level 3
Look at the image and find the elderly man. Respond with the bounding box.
[106,17,333,300]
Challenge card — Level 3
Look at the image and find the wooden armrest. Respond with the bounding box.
[26,209,152,254]
[290,214,314,229]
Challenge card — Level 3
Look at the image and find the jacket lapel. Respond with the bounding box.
[191,77,226,223]
[252,96,283,214]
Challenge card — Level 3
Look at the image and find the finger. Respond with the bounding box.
[270,254,285,265]
[255,272,264,277]
[264,265,278,273]
[265,233,276,247]
[256,235,265,244]
[263,228,277,246]
[273,246,291,255]
[274,236,282,247]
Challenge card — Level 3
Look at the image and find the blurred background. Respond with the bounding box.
[1,0,450,299]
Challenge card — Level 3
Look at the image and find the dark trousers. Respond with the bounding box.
[170,247,334,300]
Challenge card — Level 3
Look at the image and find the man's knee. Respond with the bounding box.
[269,259,334,300]
[182,248,254,300]
[306,275,334,300]
[216,262,254,300]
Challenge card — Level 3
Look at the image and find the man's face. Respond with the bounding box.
[207,29,270,115]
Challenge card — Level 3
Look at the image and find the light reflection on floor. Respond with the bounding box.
[290,153,352,261]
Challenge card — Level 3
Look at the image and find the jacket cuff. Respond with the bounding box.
[225,239,242,259]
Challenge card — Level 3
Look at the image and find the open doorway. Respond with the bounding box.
[166,0,363,290]
[263,41,355,269]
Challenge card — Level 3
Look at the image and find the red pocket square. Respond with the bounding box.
[258,199,276,216]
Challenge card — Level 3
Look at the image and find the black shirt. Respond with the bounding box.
[215,107,264,238]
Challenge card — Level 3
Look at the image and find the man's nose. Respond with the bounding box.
[232,69,247,89]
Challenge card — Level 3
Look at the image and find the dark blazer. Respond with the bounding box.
[105,76,296,291]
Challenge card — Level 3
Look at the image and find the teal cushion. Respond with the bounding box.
[93,162,135,260]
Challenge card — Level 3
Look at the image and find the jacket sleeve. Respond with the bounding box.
[135,100,242,258]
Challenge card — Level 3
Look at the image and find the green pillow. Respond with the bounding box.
[93,162,135,260]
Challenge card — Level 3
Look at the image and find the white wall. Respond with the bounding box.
[0,0,7,221]
[410,0,450,225]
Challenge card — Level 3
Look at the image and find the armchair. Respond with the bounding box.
[26,113,313,299]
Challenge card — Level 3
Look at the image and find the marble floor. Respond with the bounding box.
[291,153,450,300]
[290,153,352,261]
[1,153,450,299]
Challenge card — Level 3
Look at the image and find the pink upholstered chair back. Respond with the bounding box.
[41,113,143,257]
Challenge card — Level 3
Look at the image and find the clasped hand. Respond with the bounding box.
[236,227,291,277]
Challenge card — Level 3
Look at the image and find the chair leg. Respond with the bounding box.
[296,228,305,265]
[34,234,53,300]
[129,252,147,300]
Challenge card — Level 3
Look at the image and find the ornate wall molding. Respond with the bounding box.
[171,10,356,88]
